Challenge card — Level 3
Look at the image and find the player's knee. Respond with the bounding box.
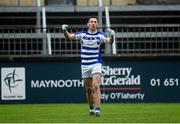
[86,87,93,94]
[94,85,100,91]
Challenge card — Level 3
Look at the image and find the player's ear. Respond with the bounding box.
[87,22,89,27]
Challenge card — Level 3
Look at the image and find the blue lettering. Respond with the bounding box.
[82,36,100,41]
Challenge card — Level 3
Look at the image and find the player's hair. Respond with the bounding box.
[87,17,99,23]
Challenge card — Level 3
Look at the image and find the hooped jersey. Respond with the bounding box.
[75,30,107,66]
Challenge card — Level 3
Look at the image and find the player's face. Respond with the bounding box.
[87,18,98,32]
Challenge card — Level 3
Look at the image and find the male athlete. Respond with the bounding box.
[62,17,115,116]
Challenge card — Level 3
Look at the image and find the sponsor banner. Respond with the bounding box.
[0,59,180,103]
[100,65,144,102]
[100,61,180,102]
[1,67,25,100]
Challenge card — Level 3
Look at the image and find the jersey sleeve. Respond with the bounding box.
[75,31,84,40]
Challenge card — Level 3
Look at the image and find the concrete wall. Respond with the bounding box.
[0,0,136,6]
[77,0,136,6]
[0,0,44,6]
[112,0,136,5]
[0,0,17,6]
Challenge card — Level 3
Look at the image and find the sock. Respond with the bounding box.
[96,107,100,111]
[90,106,94,110]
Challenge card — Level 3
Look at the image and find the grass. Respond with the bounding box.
[0,103,180,123]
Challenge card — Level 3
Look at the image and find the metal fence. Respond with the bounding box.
[0,24,180,57]
[116,24,180,55]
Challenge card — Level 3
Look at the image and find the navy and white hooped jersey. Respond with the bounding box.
[75,30,107,65]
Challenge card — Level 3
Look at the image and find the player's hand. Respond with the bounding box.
[107,29,115,36]
[62,24,68,32]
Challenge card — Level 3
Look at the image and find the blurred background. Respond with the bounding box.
[0,0,180,56]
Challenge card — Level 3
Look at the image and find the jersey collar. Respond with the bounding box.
[87,30,98,35]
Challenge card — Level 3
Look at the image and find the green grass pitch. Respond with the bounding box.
[0,103,180,123]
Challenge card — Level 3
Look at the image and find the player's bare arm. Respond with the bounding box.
[62,24,76,40]
[64,31,76,40]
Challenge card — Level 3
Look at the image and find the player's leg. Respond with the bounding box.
[81,65,95,114]
[91,63,102,116]
[92,73,101,116]
[84,77,95,115]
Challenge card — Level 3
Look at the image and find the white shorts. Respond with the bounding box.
[81,63,102,79]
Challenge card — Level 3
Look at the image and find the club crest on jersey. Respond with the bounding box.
[82,36,101,46]
[82,36,101,41]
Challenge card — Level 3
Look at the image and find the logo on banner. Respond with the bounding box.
[1,67,26,100]
[100,65,144,101]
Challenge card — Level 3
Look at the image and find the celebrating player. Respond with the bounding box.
[62,17,115,116]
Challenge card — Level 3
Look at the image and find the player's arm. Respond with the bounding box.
[104,29,115,44]
[62,24,76,40]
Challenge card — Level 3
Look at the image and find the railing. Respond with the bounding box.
[116,24,180,55]
[0,24,180,57]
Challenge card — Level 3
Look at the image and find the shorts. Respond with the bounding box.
[81,63,102,79]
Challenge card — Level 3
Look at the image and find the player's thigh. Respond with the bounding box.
[84,77,93,88]
[92,73,101,87]
[93,73,101,91]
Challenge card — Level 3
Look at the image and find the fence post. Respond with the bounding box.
[47,33,52,55]
[98,0,103,31]
[42,7,47,55]
[105,6,117,54]
[36,0,41,33]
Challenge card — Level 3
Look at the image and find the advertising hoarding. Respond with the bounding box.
[0,57,179,103]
